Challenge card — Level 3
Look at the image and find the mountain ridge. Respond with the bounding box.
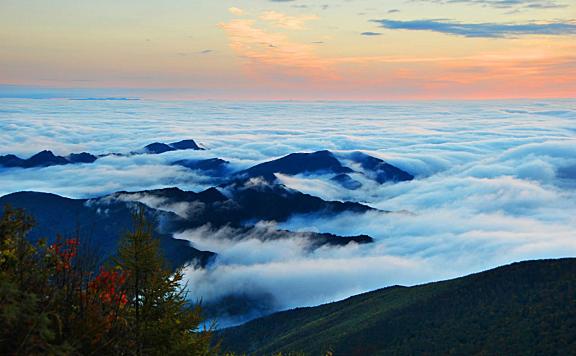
[0,139,204,168]
[221,258,576,355]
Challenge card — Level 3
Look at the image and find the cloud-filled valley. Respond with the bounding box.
[1,98,575,326]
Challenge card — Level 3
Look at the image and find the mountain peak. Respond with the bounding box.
[31,150,56,158]
[26,150,69,167]
[237,150,353,180]
[169,139,203,150]
[144,142,176,154]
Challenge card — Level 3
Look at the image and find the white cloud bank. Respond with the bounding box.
[1,98,575,324]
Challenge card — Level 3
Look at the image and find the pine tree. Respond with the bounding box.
[116,208,216,356]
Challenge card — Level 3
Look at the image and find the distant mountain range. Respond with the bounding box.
[0,139,203,168]
[0,190,214,269]
[220,258,576,355]
[0,179,380,321]
[0,182,374,267]
[230,150,413,188]
[1,140,414,191]
[0,140,417,322]
[0,150,98,168]
[139,139,204,154]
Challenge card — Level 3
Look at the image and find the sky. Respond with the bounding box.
[0,0,575,100]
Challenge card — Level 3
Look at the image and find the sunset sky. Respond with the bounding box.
[1,0,575,100]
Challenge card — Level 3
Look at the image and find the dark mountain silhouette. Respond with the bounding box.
[173,158,230,176]
[0,154,22,167]
[0,191,214,268]
[26,151,69,166]
[0,150,97,168]
[113,186,374,246]
[221,258,576,355]
[142,139,204,154]
[232,150,413,188]
[114,183,375,229]
[348,151,414,183]
[143,142,176,154]
[115,186,229,205]
[0,139,204,169]
[0,144,413,194]
[220,179,374,226]
[0,183,375,266]
[67,152,99,164]
[236,150,353,180]
[170,139,203,150]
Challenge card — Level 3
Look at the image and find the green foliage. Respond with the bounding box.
[0,206,68,354]
[221,259,576,355]
[0,205,216,355]
[117,208,217,355]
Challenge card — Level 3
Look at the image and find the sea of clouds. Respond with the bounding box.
[1,98,575,325]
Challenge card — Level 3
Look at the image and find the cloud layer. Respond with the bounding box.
[1,98,575,325]
[415,0,566,9]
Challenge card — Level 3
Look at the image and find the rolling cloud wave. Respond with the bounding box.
[1,98,575,325]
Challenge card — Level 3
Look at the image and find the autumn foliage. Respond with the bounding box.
[0,205,216,355]
[88,268,128,307]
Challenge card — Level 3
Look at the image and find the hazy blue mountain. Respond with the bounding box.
[0,191,214,268]
[0,183,376,267]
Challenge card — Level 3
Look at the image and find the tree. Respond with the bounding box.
[1,205,216,355]
[0,206,73,354]
[116,208,217,355]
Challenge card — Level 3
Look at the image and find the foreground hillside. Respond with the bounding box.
[221,258,576,355]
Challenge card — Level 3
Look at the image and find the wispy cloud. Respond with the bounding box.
[372,19,576,38]
[219,19,335,81]
[229,7,245,16]
[412,0,567,9]
[260,11,319,30]
[218,11,575,98]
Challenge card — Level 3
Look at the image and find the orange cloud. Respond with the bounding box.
[219,15,575,99]
[219,19,336,81]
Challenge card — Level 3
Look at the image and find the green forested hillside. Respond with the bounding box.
[221,258,576,355]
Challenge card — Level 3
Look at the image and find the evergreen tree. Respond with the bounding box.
[116,208,217,356]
